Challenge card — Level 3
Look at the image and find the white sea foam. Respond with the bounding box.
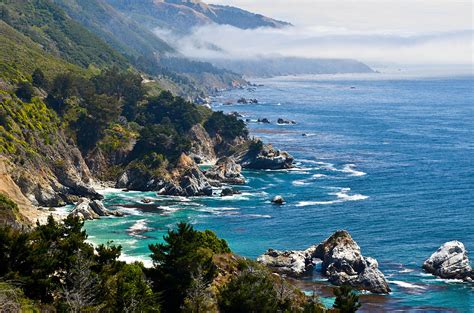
[243,214,272,219]
[119,253,153,268]
[128,219,150,233]
[292,180,310,186]
[341,164,367,177]
[115,207,143,216]
[296,187,368,207]
[390,280,426,290]
[399,268,415,273]
[312,174,328,179]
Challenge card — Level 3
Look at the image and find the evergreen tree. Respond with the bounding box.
[333,285,361,313]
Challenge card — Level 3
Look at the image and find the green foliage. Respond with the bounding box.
[0,0,127,69]
[31,68,47,89]
[149,222,230,312]
[218,265,280,313]
[15,81,34,102]
[333,285,361,313]
[204,111,248,140]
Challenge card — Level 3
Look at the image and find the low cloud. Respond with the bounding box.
[156,24,473,66]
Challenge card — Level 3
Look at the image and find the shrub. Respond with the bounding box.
[15,81,34,102]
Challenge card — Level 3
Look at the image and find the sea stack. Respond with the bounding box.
[423,241,473,282]
[258,230,391,294]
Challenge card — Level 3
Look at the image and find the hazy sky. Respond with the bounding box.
[209,0,472,32]
[162,0,473,66]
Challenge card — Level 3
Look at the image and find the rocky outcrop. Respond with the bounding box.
[257,247,315,277]
[116,154,213,197]
[69,198,123,220]
[235,141,294,170]
[258,230,391,294]
[257,118,271,124]
[271,195,285,205]
[277,118,296,125]
[423,241,473,282]
[205,157,245,185]
[188,124,217,164]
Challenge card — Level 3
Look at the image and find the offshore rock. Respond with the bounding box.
[258,230,391,294]
[314,230,390,294]
[205,157,245,185]
[277,118,296,125]
[69,198,123,220]
[423,241,474,282]
[236,141,294,170]
[271,195,285,205]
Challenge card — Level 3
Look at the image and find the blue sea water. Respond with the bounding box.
[84,72,474,312]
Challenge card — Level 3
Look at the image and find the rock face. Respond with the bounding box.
[69,198,123,220]
[116,154,213,197]
[205,157,245,185]
[314,231,390,294]
[258,230,391,294]
[257,247,315,277]
[423,241,473,282]
[236,141,294,170]
[188,124,217,164]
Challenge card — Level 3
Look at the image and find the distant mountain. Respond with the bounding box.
[208,57,374,77]
[105,0,291,33]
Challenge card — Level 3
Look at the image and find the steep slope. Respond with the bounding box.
[51,0,175,58]
[0,0,127,68]
[106,0,290,33]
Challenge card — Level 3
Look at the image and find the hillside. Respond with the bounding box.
[106,0,291,33]
[51,0,175,58]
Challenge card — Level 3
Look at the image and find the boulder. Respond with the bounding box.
[271,195,285,205]
[205,157,245,185]
[257,249,313,277]
[69,198,123,220]
[236,141,294,170]
[423,241,473,282]
[257,230,391,294]
[220,187,234,197]
[277,118,296,125]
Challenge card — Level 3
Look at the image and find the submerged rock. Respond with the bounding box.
[258,230,391,294]
[423,241,473,282]
[205,157,245,185]
[69,198,123,220]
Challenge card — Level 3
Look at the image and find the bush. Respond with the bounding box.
[204,111,248,140]
[333,285,361,313]
[15,81,34,102]
[31,68,48,89]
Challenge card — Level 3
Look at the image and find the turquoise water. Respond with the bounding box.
[84,72,474,312]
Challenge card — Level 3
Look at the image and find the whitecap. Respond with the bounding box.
[115,207,144,216]
[127,219,152,238]
[399,268,415,273]
[390,280,426,290]
[341,164,367,177]
[296,187,368,206]
[242,214,272,219]
[311,174,328,179]
[292,180,310,186]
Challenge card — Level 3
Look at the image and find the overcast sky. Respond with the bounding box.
[164,0,473,66]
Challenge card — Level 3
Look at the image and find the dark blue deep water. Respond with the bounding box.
[84,73,474,312]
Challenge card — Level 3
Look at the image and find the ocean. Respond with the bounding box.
[83,71,474,312]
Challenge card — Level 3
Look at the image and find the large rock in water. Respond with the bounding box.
[258,230,391,294]
[423,241,473,282]
[69,198,123,220]
[235,141,294,170]
[205,157,245,185]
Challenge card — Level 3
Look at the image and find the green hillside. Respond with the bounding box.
[0,0,127,68]
[51,0,175,58]
[0,20,84,81]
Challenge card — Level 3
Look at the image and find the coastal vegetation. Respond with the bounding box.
[0,206,363,312]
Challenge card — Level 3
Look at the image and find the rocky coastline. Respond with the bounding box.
[258,230,391,294]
